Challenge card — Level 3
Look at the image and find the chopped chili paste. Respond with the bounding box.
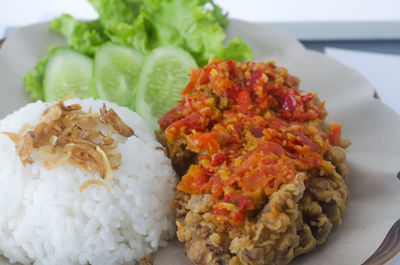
[159,59,343,227]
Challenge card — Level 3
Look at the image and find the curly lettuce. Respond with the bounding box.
[88,0,251,66]
[22,56,48,100]
[50,15,109,56]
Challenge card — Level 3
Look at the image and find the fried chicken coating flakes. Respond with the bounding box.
[158,59,350,265]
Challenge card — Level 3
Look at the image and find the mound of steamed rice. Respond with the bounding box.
[0,98,177,265]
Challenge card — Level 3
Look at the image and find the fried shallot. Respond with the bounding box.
[1,98,135,190]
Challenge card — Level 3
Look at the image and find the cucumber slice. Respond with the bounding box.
[44,48,93,101]
[93,43,143,106]
[133,46,197,130]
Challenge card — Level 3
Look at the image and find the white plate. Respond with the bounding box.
[0,20,400,265]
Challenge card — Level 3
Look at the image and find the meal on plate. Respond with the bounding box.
[158,59,350,265]
[5,1,351,264]
[0,98,177,265]
[2,49,350,265]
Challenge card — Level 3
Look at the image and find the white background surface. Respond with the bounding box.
[2,0,400,26]
[214,0,400,22]
[2,0,400,40]
[0,0,98,26]
[1,0,400,30]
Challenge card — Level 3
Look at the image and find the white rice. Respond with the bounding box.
[0,99,177,265]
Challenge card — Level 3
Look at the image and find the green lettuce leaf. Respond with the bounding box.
[88,0,252,66]
[22,56,48,100]
[50,14,109,56]
[87,0,150,53]
[223,37,253,62]
[102,14,149,53]
[88,0,142,25]
[200,0,229,28]
[144,0,252,65]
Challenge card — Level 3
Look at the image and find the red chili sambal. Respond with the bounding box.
[158,59,343,227]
